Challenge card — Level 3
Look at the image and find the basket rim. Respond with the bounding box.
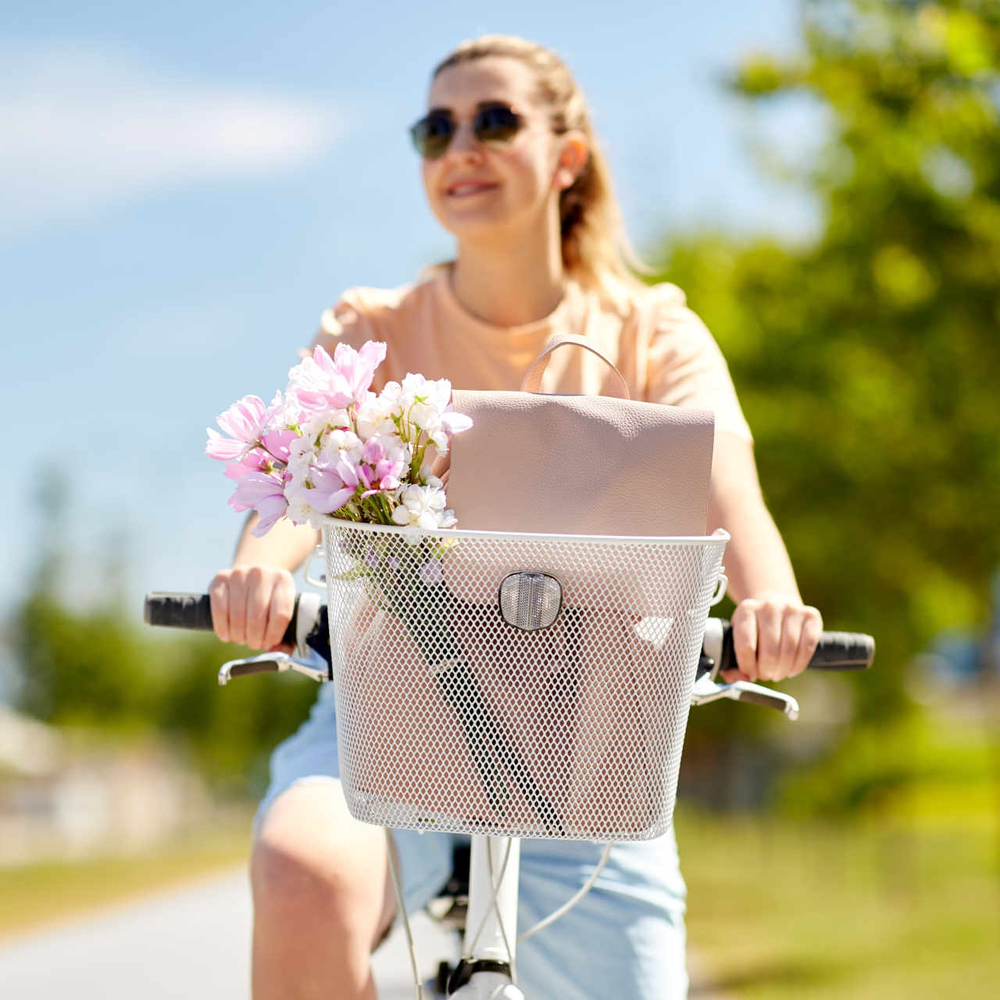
[320,520,730,547]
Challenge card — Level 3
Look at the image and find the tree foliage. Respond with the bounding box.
[652,0,1000,718]
[9,582,318,797]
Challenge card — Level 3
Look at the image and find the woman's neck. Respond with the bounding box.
[450,213,567,327]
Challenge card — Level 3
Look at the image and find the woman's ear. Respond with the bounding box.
[554,131,589,191]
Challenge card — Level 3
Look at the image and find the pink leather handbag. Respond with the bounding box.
[444,334,716,537]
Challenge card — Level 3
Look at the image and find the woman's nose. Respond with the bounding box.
[445,119,484,160]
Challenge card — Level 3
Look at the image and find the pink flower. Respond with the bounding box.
[224,450,267,481]
[286,456,360,515]
[356,436,406,497]
[229,471,288,536]
[361,438,384,465]
[262,428,298,463]
[290,341,387,413]
[206,395,270,462]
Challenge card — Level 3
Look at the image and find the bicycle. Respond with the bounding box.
[146,523,873,999]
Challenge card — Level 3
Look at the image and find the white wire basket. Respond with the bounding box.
[322,521,728,842]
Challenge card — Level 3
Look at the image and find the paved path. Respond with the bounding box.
[0,865,452,999]
[0,865,728,998]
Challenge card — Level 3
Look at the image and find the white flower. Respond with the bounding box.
[268,389,302,429]
[379,380,404,412]
[316,427,362,469]
[391,482,453,530]
[285,501,327,531]
[286,436,316,483]
[356,391,398,439]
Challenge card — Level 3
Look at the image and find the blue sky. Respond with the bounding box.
[1,1,822,647]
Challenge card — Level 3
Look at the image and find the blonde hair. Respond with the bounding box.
[423,34,654,311]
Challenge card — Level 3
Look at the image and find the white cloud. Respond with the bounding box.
[0,41,345,233]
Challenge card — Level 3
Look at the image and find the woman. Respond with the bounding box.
[209,34,822,1000]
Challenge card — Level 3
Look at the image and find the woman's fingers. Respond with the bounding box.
[244,567,271,649]
[206,566,296,650]
[728,600,758,681]
[791,607,823,677]
[263,572,296,652]
[754,600,783,681]
[226,569,249,646]
[771,608,804,680]
[726,597,824,683]
[208,572,231,644]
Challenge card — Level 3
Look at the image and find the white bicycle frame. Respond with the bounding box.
[447,835,524,1000]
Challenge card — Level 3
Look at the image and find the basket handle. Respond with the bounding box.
[520,334,631,399]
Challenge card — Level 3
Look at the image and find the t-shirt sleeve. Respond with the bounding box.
[312,288,379,354]
[643,282,753,443]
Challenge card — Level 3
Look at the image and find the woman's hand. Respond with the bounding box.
[208,565,296,653]
[721,592,822,683]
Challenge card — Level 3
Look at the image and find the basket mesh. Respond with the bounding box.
[323,522,727,841]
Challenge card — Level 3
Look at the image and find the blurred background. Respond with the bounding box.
[1,0,997,997]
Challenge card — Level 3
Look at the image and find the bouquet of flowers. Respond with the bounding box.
[206,340,560,832]
[205,340,469,535]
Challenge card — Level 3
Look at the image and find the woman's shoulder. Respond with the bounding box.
[624,279,719,351]
[586,271,689,323]
[318,273,438,342]
[623,278,690,321]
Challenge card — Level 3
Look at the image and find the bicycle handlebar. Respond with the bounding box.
[143,592,875,673]
[714,621,873,674]
[144,592,299,646]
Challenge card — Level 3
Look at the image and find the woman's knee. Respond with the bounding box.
[251,782,393,937]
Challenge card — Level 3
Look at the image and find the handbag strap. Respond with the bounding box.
[519,334,631,399]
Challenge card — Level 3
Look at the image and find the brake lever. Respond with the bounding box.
[218,651,330,685]
[690,674,799,720]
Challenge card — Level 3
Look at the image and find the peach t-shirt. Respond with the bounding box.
[314,265,752,443]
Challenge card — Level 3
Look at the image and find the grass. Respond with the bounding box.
[0,819,253,940]
[675,808,1000,999]
[3,799,997,1000]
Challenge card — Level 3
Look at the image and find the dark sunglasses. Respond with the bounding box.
[409,104,525,159]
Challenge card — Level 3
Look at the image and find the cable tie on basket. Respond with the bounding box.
[429,655,465,677]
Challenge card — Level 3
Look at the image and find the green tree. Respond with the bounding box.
[9,470,319,797]
[655,0,999,722]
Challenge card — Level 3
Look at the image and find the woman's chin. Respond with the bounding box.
[438,206,516,241]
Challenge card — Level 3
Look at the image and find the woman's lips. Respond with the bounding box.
[446,182,499,198]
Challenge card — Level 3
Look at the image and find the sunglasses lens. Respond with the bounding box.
[475,106,522,144]
[410,113,454,159]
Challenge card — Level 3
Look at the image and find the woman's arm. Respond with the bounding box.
[708,431,822,683]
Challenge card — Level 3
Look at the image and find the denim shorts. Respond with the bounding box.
[255,679,689,999]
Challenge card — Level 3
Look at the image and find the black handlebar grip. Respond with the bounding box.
[144,593,213,630]
[143,592,299,648]
[719,625,875,673]
[808,631,875,670]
